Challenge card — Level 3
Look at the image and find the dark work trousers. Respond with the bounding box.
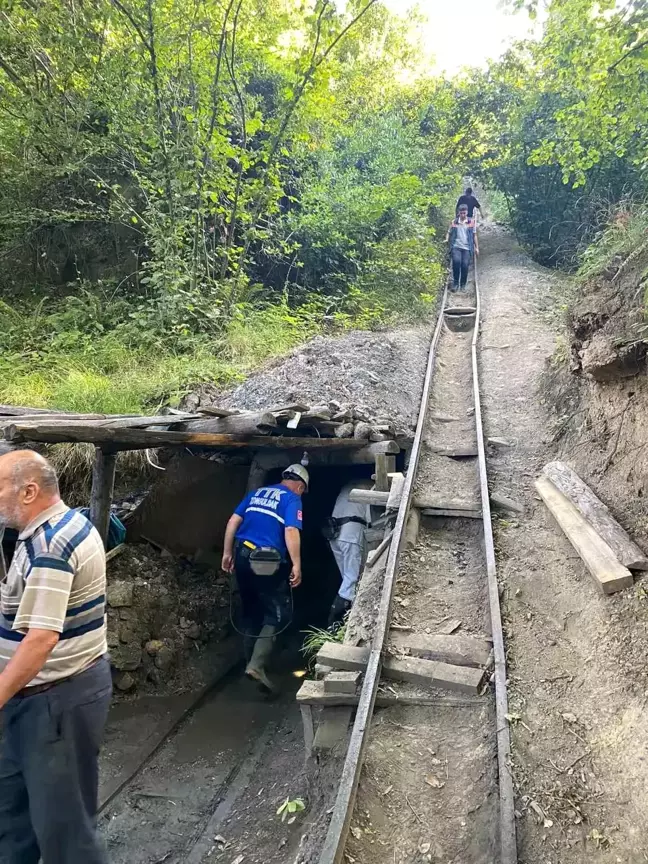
[0,655,112,864]
[234,547,292,637]
[451,246,471,288]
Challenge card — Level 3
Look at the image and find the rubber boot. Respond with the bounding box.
[245,625,276,692]
[243,632,256,663]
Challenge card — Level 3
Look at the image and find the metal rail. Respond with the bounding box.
[318,253,517,863]
[318,284,449,864]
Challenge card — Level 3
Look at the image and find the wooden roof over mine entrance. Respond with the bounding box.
[0,402,403,546]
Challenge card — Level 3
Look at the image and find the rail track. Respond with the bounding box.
[317,255,516,864]
[97,244,516,864]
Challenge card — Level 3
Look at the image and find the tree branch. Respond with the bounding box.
[608,37,648,72]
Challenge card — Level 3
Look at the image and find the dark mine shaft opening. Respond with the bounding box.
[253,464,375,635]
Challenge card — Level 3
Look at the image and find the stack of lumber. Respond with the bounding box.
[0,401,404,447]
[536,460,648,595]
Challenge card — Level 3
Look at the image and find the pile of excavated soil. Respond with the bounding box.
[184,329,431,433]
[107,543,231,696]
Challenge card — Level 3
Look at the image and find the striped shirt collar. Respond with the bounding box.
[18,501,69,541]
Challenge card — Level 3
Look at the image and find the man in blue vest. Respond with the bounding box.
[222,464,308,692]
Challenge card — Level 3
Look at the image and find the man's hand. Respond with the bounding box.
[474,248,479,257]
[289,565,302,588]
[221,552,234,573]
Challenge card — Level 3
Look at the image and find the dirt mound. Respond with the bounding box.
[184,328,430,433]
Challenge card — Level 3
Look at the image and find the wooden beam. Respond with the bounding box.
[430,444,478,457]
[90,447,117,548]
[536,475,633,594]
[374,453,395,492]
[324,671,362,694]
[3,425,370,451]
[389,631,492,668]
[421,507,482,519]
[413,495,480,511]
[348,489,390,506]
[347,440,399,462]
[315,642,485,694]
[0,413,203,431]
[386,473,405,509]
[543,460,648,570]
[297,679,484,708]
[176,412,277,436]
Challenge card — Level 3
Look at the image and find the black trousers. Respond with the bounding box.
[451,247,471,288]
[234,547,292,636]
[0,656,112,864]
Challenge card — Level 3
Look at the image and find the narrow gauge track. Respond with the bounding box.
[317,256,516,864]
[98,660,299,864]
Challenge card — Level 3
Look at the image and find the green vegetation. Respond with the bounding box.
[0,1,456,413]
[2,0,647,415]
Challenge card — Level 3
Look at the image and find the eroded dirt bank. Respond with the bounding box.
[480,226,648,863]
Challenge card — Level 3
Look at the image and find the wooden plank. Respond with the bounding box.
[430,444,478,457]
[313,707,352,753]
[3,425,369,450]
[196,406,241,417]
[347,440,400,463]
[536,475,633,594]
[421,508,482,519]
[405,507,420,550]
[366,530,393,566]
[317,643,369,671]
[297,679,484,708]
[0,413,202,429]
[105,543,126,563]
[316,642,485,694]
[437,618,462,635]
[90,447,117,548]
[543,460,648,570]
[301,705,315,759]
[390,632,492,668]
[490,491,524,515]
[324,671,362,694]
[413,495,481,511]
[386,473,405,509]
[0,404,66,416]
[349,489,389,506]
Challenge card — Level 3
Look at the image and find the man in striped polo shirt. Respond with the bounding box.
[0,450,111,864]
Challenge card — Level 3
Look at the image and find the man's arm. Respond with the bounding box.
[222,513,243,573]
[0,629,59,708]
[284,527,301,587]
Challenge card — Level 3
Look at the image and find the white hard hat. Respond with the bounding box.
[282,463,310,490]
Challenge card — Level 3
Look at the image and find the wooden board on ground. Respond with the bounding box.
[414,495,481,511]
[316,642,485,695]
[437,618,462,635]
[389,631,492,668]
[543,460,648,570]
[297,679,484,708]
[490,491,524,514]
[429,444,478,458]
[536,475,634,594]
[421,508,482,519]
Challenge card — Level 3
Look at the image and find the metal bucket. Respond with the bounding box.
[443,306,477,333]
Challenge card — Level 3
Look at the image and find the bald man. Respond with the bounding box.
[0,450,110,864]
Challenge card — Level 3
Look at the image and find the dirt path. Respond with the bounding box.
[479,225,648,863]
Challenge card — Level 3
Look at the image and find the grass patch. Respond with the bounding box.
[578,203,648,281]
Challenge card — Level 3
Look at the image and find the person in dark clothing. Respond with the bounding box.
[456,187,481,218]
[445,203,479,290]
[222,464,308,692]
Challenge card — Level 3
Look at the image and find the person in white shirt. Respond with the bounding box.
[327,480,372,626]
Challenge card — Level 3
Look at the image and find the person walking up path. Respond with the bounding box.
[446,203,479,291]
[0,450,111,864]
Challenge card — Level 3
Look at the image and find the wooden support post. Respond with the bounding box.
[246,456,269,492]
[300,704,315,762]
[374,453,395,492]
[90,447,117,548]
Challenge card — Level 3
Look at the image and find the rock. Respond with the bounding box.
[579,333,646,381]
[154,645,174,671]
[334,422,355,439]
[186,622,201,640]
[107,628,120,649]
[107,581,134,608]
[119,623,138,643]
[145,639,165,656]
[353,421,373,440]
[113,671,136,692]
[111,644,142,672]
